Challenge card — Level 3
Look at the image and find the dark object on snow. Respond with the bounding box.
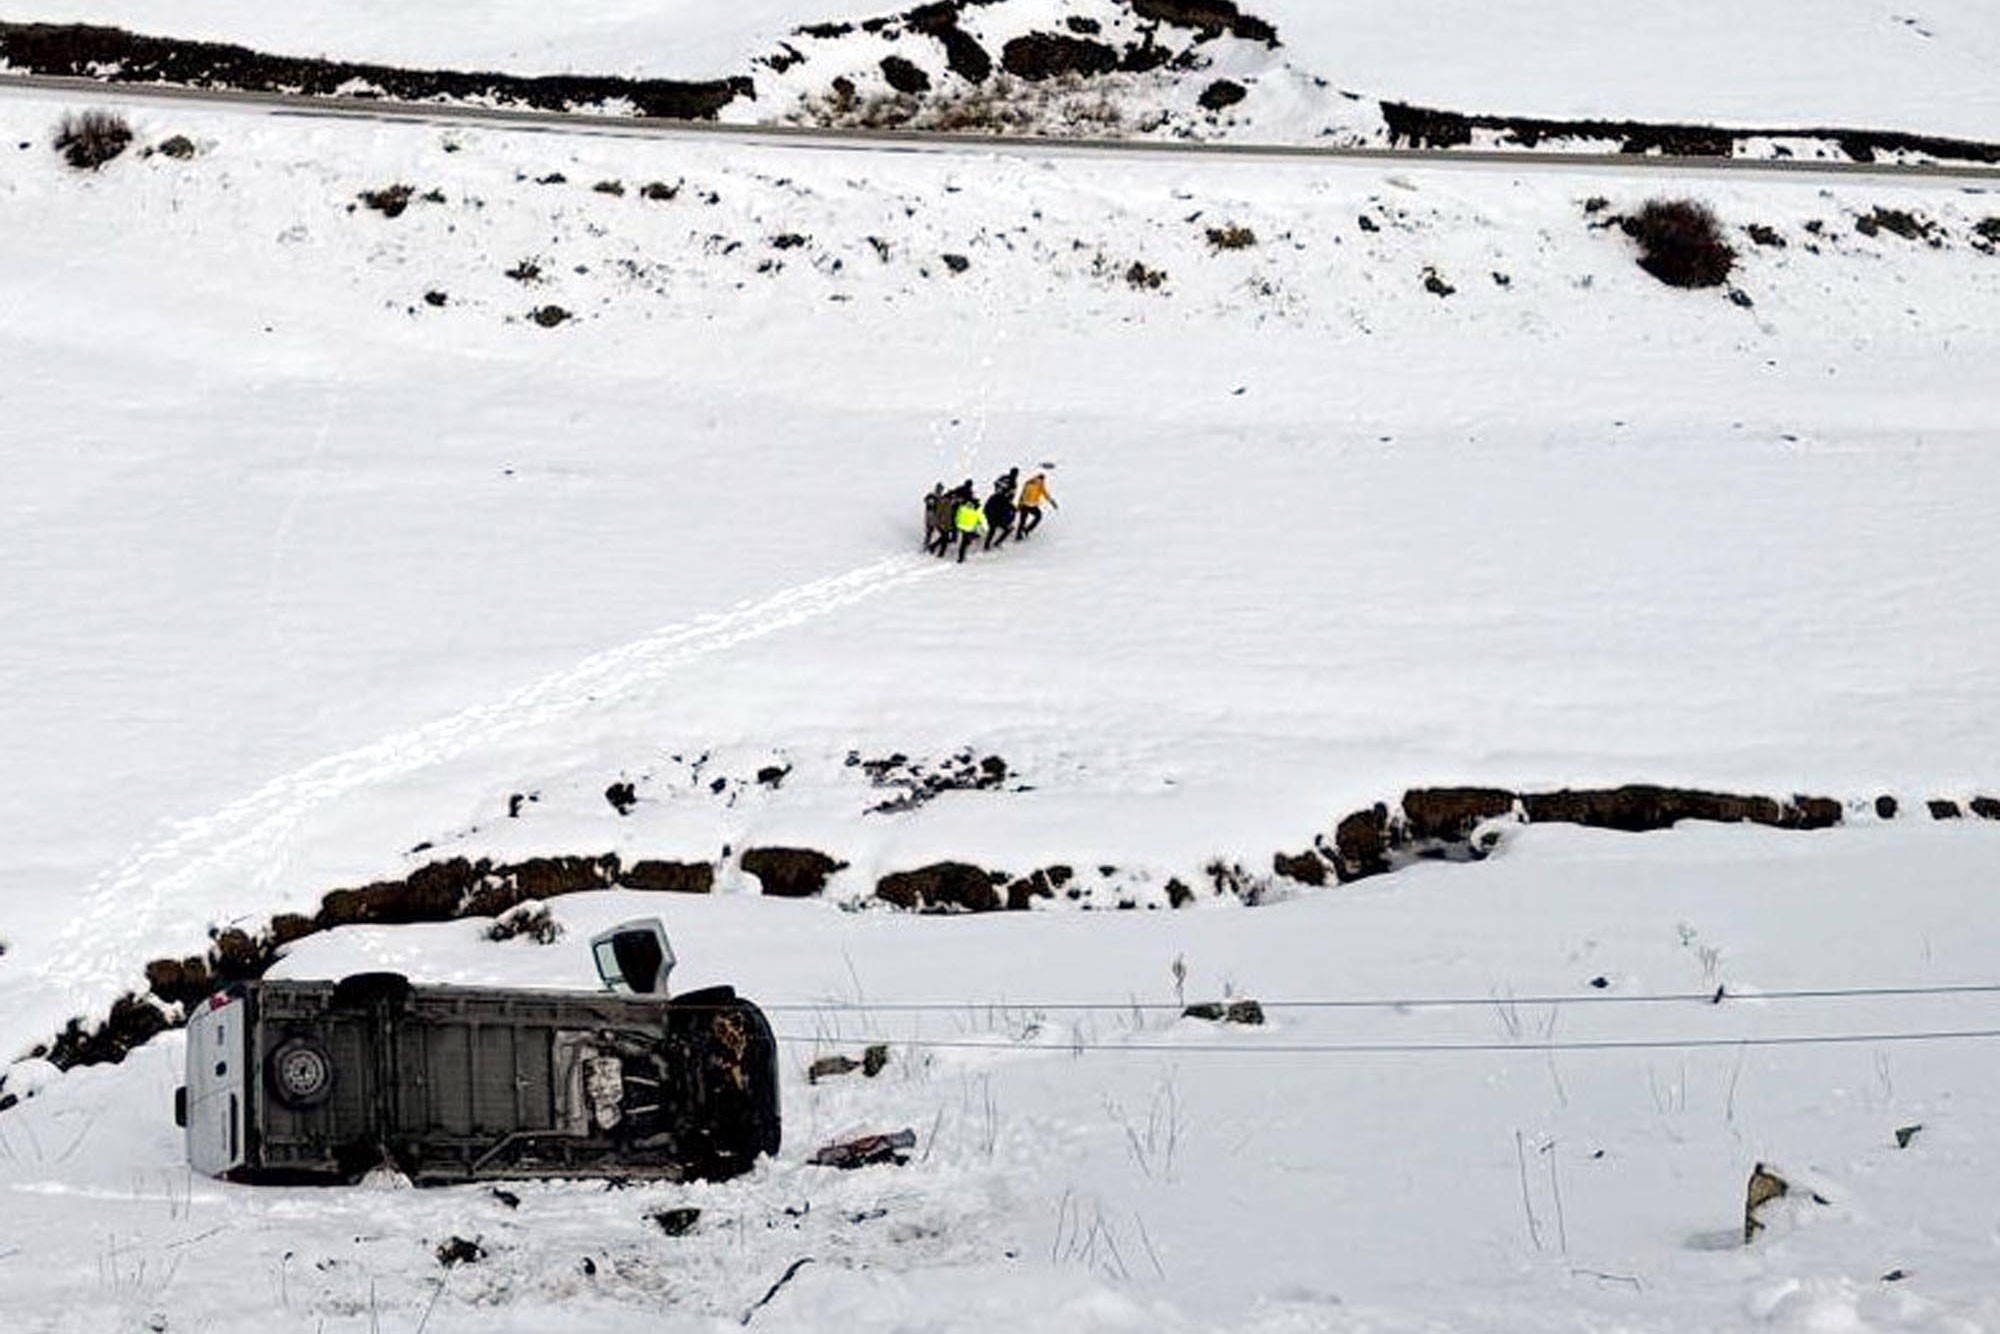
[437,1236,485,1266]
[807,1044,890,1084]
[1875,794,1898,820]
[1895,1124,1923,1149]
[1420,266,1456,298]
[741,847,847,898]
[175,923,780,1186]
[809,1128,917,1170]
[1199,79,1247,111]
[52,107,131,169]
[742,1256,814,1324]
[1622,198,1736,289]
[492,1187,521,1208]
[358,183,414,217]
[880,54,930,95]
[530,304,571,328]
[1929,799,1962,820]
[0,21,751,121]
[875,861,1005,913]
[605,781,638,815]
[650,1206,701,1236]
[487,902,562,944]
[983,476,1017,550]
[154,133,195,159]
[1184,999,1265,1025]
[941,252,970,274]
[1744,1163,1788,1243]
[1000,32,1118,82]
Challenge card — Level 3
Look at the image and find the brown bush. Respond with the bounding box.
[1624,198,1736,288]
[358,183,415,217]
[53,108,133,169]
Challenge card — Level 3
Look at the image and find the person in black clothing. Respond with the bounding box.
[983,470,1018,551]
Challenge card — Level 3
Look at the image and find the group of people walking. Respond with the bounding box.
[923,467,1058,563]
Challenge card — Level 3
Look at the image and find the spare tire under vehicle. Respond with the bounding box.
[265,1035,336,1109]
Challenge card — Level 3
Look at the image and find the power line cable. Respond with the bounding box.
[771,1026,2000,1057]
[747,980,2000,1015]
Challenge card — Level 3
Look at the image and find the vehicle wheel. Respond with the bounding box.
[331,971,411,1010]
[266,1037,336,1109]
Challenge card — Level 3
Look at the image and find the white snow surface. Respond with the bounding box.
[1,56,1999,1334]
[9,0,2000,138]
[7,823,2000,1332]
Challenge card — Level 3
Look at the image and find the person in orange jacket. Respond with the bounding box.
[1014,470,1057,539]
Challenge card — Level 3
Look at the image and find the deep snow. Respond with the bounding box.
[6,822,2000,1332]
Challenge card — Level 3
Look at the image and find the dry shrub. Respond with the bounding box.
[1206,224,1257,250]
[1624,198,1736,288]
[793,72,1135,138]
[358,183,415,217]
[53,108,133,170]
[487,902,562,944]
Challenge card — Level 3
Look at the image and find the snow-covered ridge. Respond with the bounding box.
[7,0,2000,161]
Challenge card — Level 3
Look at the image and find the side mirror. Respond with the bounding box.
[590,919,675,996]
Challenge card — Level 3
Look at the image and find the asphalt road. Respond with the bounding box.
[3,71,1997,188]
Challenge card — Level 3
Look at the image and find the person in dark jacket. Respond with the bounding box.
[923,483,955,556]
[983,471,1018,551]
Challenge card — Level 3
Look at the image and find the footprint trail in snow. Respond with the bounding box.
[49,554,944,1009]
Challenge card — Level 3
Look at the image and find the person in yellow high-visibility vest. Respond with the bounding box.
[952,494,987,563]
[1015,471,1058,539]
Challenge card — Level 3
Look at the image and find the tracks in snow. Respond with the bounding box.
[49,554,944,1003]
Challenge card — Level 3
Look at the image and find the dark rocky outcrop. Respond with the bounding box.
[1970,797,2000,821]
[1331,804,1392,881]
[1128,0,1279,45]
[902,2,994,83]
[1400,787,1519,843]
[876,861,1006,912]
[1198,79,1247,111]
[0,21,751,120]
[1001,32,1119,81]
[1875,794,1899,820]
[1379,99,2000,166]
[741,847,848,898]
[1004,865,1072,910]
[320,857,486,927]
[1930,800,1964,819]
[1519,786,1821,833]
[622,859,714,894]
[881,54,932,94]
[38,994,170,1070]
[1271,849,1328,886]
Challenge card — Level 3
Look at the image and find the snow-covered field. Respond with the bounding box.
[2,12,1999,1328]
[10,0,2000,138]
[8,824,2000,1332]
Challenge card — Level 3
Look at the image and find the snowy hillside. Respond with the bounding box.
[2,4,2000,1329]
